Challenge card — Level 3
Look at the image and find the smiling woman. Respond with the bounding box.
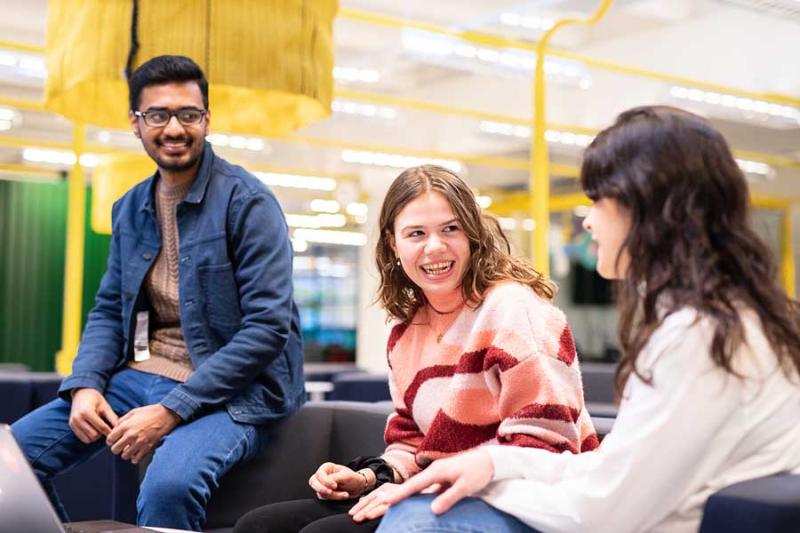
[233,165,599,533]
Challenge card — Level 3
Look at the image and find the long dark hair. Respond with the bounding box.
[376,165,554,322]
[580,106,800,394]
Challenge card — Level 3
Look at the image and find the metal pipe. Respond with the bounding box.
[530,0,615,275]
[55,123,87,375]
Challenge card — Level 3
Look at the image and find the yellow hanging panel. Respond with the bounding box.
[45,0,337,136]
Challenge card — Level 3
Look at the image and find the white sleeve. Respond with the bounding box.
[477,313,744,533]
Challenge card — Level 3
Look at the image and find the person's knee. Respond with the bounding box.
[233,508,268,533]
[380,495,438,529]
[139,468,204,510]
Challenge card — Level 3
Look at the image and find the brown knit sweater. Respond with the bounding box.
[128,178,194,382]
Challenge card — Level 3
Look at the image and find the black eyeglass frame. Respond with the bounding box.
[133,107,208,127]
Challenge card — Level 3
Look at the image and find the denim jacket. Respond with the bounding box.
[59,143,305,424]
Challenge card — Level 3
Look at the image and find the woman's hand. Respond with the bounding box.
[381,448,495,514]
[308,462,366,500]
[349,482,404,522]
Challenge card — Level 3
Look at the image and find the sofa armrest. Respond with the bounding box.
[700,473,800,533]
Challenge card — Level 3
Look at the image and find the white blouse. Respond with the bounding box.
[479,307,800,533]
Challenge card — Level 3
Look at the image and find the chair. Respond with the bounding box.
[700,473,800,533]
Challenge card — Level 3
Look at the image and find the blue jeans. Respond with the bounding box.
[11,368,268,531]
[378,495,538,533]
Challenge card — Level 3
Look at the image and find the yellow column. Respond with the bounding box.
[782,207,796,298]
[529,0,615,275]
[55,123,87,375]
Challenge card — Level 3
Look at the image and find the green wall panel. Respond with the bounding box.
[0,180,68,371]
[0,181,110,371]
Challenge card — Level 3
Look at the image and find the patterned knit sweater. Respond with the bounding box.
[381,281,599,481]
[128,178,194,382]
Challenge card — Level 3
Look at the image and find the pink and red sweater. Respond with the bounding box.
[381,282,599,480]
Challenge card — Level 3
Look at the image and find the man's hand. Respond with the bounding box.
[106,404,181,464]
[69,388,119,444]
[382,448,495,515]
[308,462,366,500]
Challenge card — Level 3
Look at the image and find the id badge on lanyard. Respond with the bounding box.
[134,311,151,362]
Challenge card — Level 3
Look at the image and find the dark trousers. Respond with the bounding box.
[233,498,381,533]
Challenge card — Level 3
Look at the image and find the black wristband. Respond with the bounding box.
[347,456,396,490]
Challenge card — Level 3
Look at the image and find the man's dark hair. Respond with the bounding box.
[128,55,209,111]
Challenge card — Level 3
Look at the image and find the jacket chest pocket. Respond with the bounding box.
[198,263,242,332]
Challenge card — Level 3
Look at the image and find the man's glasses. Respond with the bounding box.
[134,108,207,128]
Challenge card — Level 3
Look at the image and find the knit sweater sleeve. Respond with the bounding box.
[380,322,425,481]
[488,284,599,454]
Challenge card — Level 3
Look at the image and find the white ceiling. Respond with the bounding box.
[0,0,798,213]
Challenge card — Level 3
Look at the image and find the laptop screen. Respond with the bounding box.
[0,424,66,533]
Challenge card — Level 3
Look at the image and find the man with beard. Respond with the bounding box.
[12,55,304,531]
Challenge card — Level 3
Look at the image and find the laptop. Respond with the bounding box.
[0,424,156,533]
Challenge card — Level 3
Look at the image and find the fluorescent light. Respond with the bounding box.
[291,238,309,253]
[480,120,594,147]
[0,52,15,67]
[310,199,341,213]
[78,154,100,167]
[293,228,368,246]
[22,148,100,168]
[735,158,773,178]
[545,129,594,147]
[670,86,800,125]
[333,66,380,84]
[0,107,21,131]
[0,107,17,121]
[254,172,337,192]
[206,133,267,152]
[0,51,46,78]
[345,202,368,217]
[332,99,398,120]
[498,217,517,230]
[286,213,346,229]
[497,217,536,231]
[341,149,462,173]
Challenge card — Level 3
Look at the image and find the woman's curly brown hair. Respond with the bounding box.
[375,165,555,322]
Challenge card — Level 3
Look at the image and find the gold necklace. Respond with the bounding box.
[427,302,463,343]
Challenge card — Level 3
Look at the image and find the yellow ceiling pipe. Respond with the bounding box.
[0,95,45,113]
[530,0,615,276]
[55,123,87,375]
[782,207,796,298]
[0,39,43,54]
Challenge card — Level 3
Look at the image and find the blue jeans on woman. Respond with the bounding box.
[377,495,538,533]
[11,368,268,532]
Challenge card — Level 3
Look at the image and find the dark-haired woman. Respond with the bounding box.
[233,165,598,533]
[377,106,800,533]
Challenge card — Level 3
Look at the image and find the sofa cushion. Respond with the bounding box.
[202,401,392,529]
